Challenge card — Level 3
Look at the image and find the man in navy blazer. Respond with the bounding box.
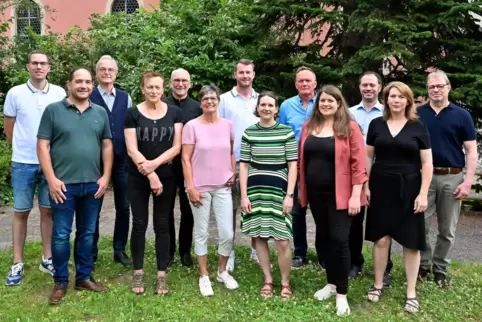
[83,55,133,266]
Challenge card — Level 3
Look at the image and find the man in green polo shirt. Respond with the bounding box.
[37,67,113,305]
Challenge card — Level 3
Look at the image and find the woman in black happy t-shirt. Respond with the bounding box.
[124,71,183,295]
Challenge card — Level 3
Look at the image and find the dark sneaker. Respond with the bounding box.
[383,271,392,287]
[291,256,306,269]
[5,263,24,286]
[434,272,447,287]
[348,265,362,279]
[418,268,430,280]
[39,257,55,276]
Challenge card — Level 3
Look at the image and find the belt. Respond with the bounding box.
[433,167,462,175]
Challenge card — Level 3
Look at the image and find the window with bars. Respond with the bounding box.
[16,0,42,36]
[111,0,140,14]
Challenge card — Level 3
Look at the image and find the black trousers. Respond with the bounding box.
[169,170,194,258]
[308,189,352,295]
[129,175,176,271]
[349,206,393,273]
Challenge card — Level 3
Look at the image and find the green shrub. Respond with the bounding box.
[0,139,12,205]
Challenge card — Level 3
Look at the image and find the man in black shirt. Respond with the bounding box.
[163,68,202,267]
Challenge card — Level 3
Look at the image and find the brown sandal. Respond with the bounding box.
[280,284,293,300]
[155,276,169,295]
[259,282,274,298]
[131,272,145,295]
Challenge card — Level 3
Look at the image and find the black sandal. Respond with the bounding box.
[366,285,383,303]
[404,297,419,313]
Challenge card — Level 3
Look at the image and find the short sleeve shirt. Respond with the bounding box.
[417,103,476,168]
[182,118,234,192]
[367,117,431,171]
[3,81,66,164]
[124,105,183,179]
[36,99,111,184]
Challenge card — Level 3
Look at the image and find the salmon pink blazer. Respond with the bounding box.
[298,120,368,210]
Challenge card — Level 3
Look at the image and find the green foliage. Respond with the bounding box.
[0,139,12,205]
[0,240,481,320]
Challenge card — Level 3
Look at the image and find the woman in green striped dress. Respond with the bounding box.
[239,91,298,300]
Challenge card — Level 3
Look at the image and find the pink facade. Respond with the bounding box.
[1,0,159,37]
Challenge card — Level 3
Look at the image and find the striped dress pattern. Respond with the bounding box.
[240,122,298,240]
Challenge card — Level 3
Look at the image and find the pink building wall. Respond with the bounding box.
[1,0,159,37]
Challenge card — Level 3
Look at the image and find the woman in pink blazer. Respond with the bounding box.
[298,85,367,317]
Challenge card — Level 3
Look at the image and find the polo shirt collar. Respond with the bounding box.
[297,94,316,104]
[356,101,383,111]
[231,87,258,98]
[61,98,93,109]
[27,80,50,94]
[97,85,116,97]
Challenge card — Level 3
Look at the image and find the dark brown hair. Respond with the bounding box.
[254,91,279,118]
[382,81,418,121]
[140,70,164,88]
[68,67,92,82]
[306,85,352,138]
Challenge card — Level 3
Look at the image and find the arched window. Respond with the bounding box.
[16,0,42,36]
[111,0,140,14]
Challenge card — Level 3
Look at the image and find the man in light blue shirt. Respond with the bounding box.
[347,71,393,286]
[278,66,317,269]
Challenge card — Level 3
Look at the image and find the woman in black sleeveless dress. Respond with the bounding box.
[364,82,433,314]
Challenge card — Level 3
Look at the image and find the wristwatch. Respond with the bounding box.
[286,193,294,198]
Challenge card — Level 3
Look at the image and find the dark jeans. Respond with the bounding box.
[293,183,308,259]
[309,189,352,295]
[349,206,393,273]
[169,171,194,258]
[90,156,130,261]
[51,182,101,284]
[129,175,176,271]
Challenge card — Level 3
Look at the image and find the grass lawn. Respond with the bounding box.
[0,238,481,321]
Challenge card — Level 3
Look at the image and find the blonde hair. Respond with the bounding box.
[382,81,418,121]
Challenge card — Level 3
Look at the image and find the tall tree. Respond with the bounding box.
[252,0,482,107]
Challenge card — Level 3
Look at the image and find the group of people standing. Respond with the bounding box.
[3,50,476,318]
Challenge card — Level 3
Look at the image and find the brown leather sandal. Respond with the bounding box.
[259,282,274,298]
[155,276,169,295]
[280,284,293,300]
[131,272,145,295]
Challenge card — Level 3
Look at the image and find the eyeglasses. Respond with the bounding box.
[427,84,448,91]
[201,97,218,102]
[98,67,116,73]
[30,61,49,67]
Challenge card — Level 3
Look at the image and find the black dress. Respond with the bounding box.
[365,117,431,250]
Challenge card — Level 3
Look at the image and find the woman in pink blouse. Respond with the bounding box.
[182,84,239,297]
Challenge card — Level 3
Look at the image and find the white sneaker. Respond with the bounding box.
[314,284,337,301]
[250,250,259,264]
[199,275,214,297]
[227,250,235,272]
[216,270,239,290]
[336,296,351,316]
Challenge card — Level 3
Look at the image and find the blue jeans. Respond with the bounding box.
[51,182,101,284]
[11,161,50,212]
[90,156,130,260]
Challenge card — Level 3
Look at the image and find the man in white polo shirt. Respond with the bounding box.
[218,59,259,272]
[3,50,66,286]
